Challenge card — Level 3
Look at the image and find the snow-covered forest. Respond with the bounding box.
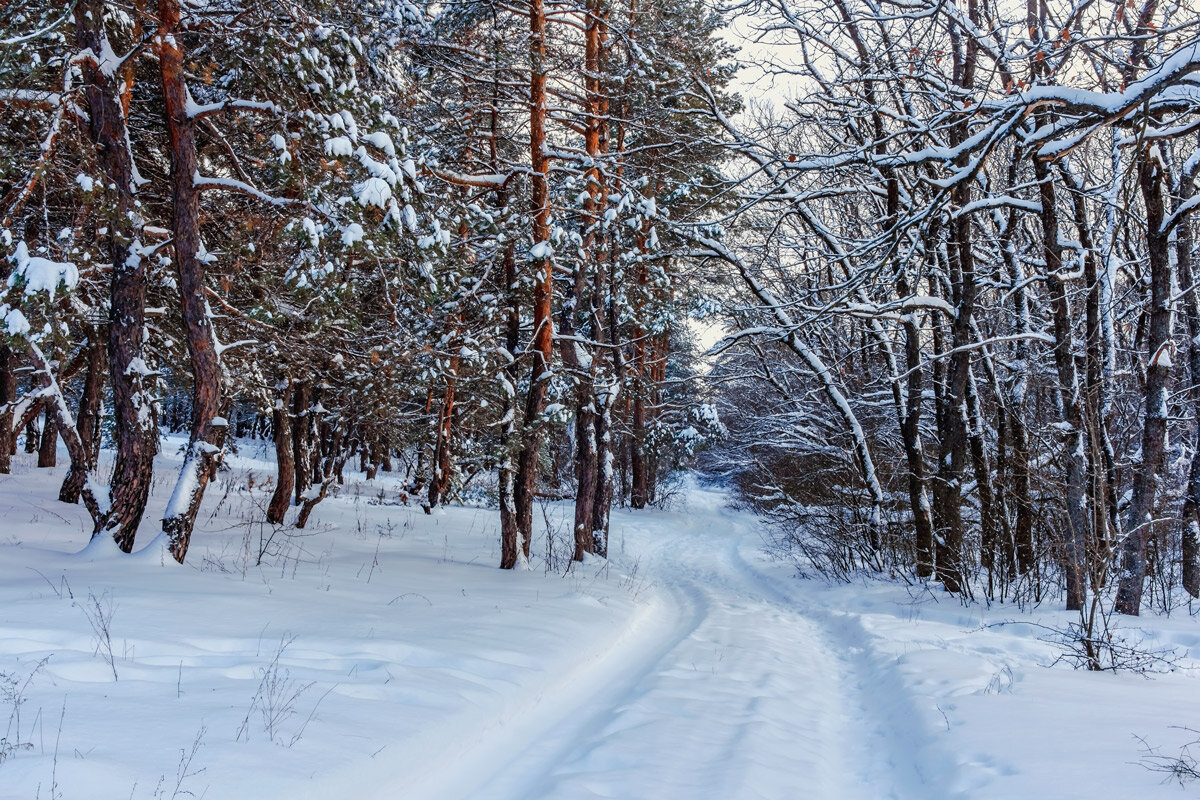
[3,0,1200,797]
[1,0,739,569]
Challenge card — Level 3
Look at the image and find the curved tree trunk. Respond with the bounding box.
[24,345,107,530]
[59,329,106,504]
[73,0,158,551]
[158,0,227,563]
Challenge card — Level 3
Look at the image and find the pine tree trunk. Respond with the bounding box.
[646,332,669,506]
[571,389,598,560]
[104,273,157,551]
[558,0,609,559]
[1184,467,1200,599]
[483,55,522,569]
[591,388,614,557]
[158,0,227,562]
[513,0,553,561]
[1009,410,1035,574]
[81,335,105,463]
[72,0,159,549]
[589,239,616,558]
[993,403,1016,582]
[295,427,346,530]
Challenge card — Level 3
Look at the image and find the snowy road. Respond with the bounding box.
[399,486,955,800]
[6,458,1197,800]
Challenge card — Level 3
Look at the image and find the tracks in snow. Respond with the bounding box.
[399,488,955,800]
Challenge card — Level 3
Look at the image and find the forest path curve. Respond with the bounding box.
[396,483,957,800]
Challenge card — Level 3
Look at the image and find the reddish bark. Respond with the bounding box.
[511,0,553,565]
[73,0,158,550]
[158,0,228,563]
[558,0,610,560]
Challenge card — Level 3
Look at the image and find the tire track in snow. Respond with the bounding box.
[387,531,712,800]
[721,539,962,799]
[394,486,958,800]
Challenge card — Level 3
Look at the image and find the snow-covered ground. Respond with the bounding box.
[2,442,1200,799]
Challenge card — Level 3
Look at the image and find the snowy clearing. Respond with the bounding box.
[2,444,1199,799]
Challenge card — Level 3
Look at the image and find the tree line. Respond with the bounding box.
[700,0,1200,620]
[0,0,730,566]
[5,0,1200,622]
